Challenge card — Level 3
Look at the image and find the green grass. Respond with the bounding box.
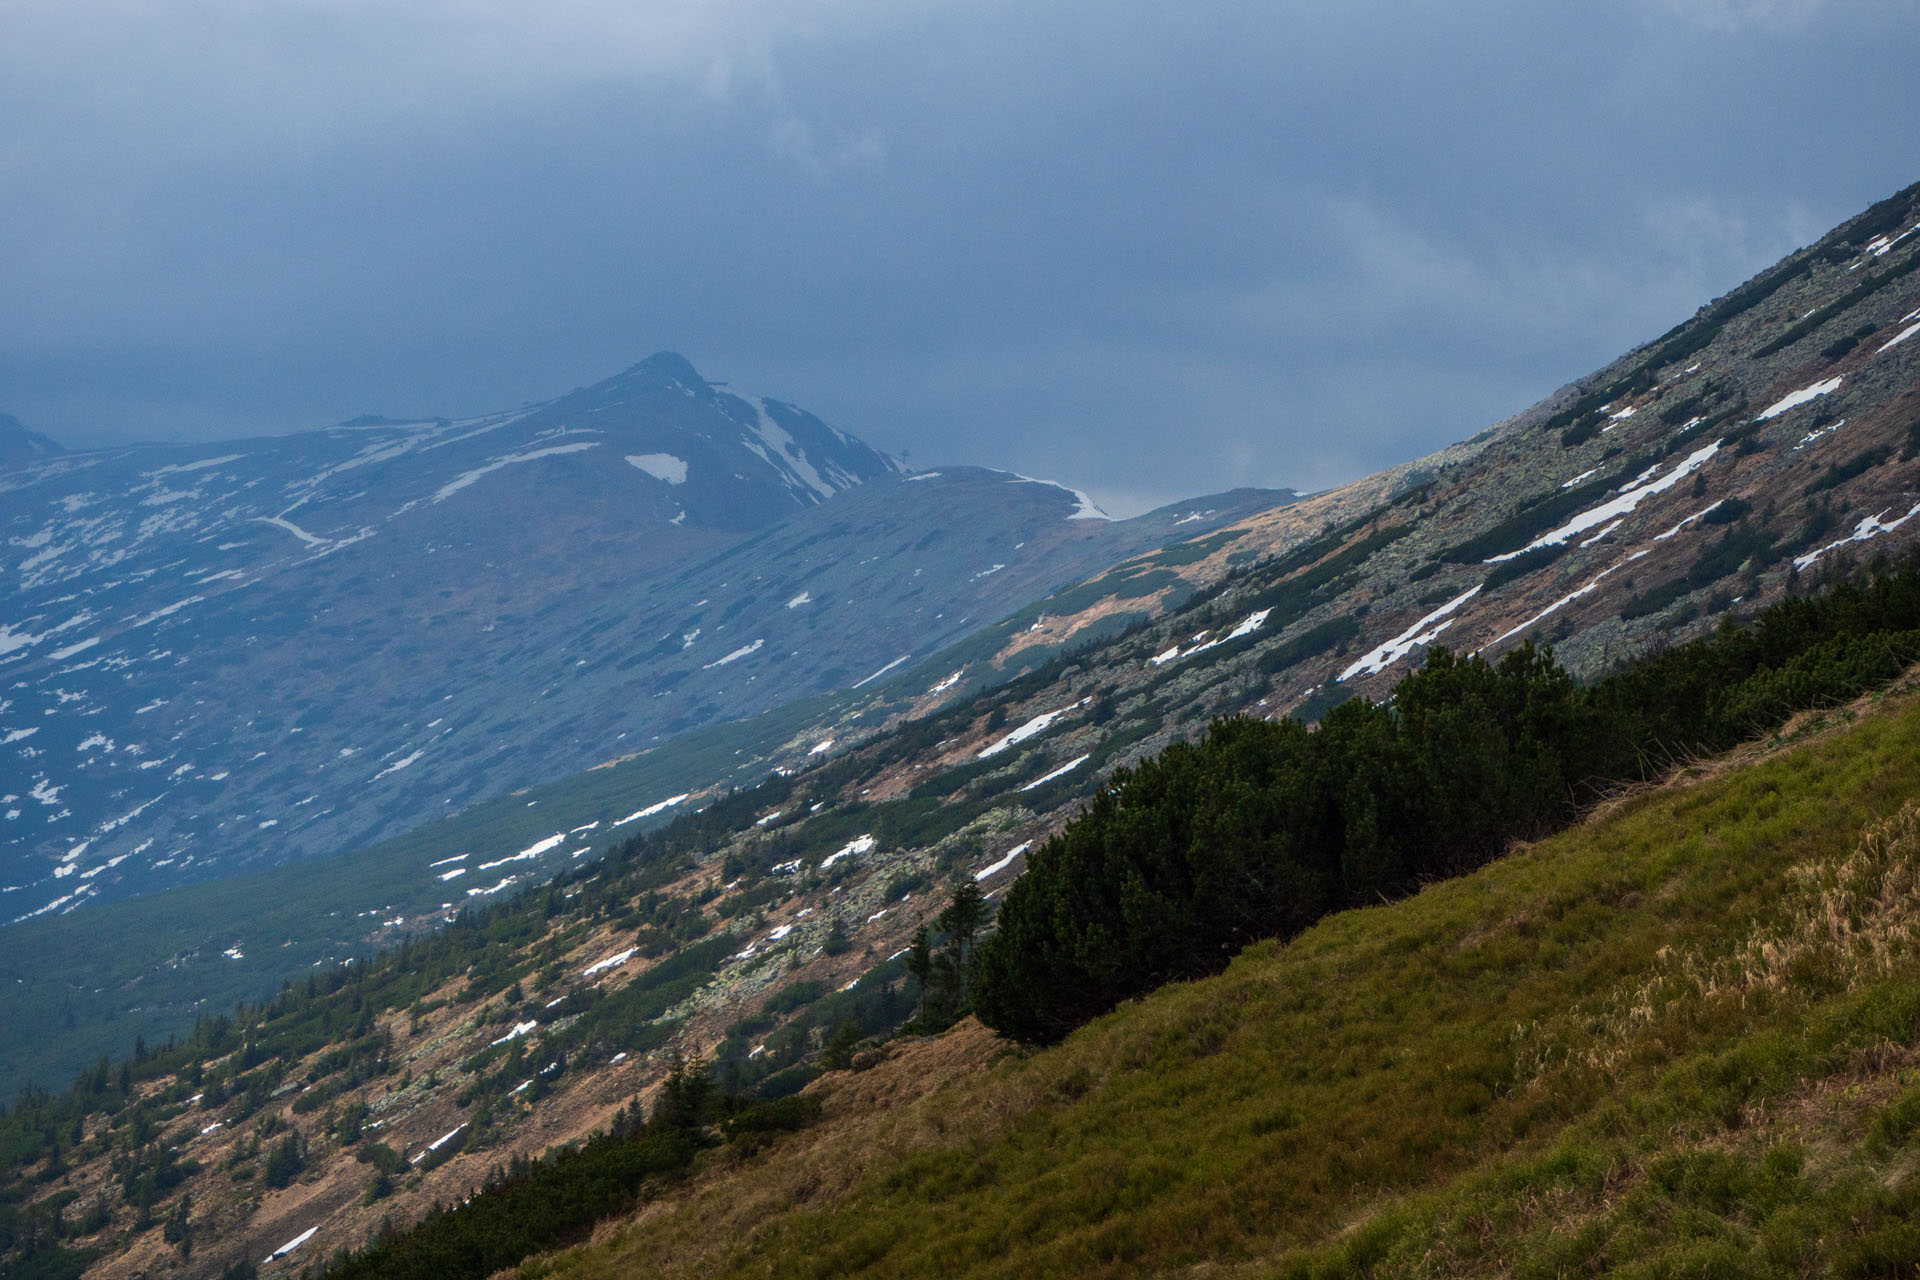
[542,687,1920,1279]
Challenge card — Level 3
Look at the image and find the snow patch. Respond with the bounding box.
[979,700,1089,758]
[703,638,764,669]
[1793,502,1920,570]
[1796,419,1846,450]
[626,453,689,484]
[582,947,638,978]
[1339,586,1483,681]
[254,514,329,548]
[1150,609,1271,667]
[974,841,1032,882]
[851,654,911,689]
[371,748,423,781]
[1654,502,1725,540]
[1877,321,1920,354]
[465,874,520,897]
[1755,377,1843,422]
[1226,608,1273,640]
[264,1226,319,1263]
[1001,470,1112,520]
[1020,755,1089,792]
[612,794,690,827]
[129,595,204,629]
[1487,440,1723,561]
[748,400,842,501]
[432,441,601,502]
[1489,553,1647,647]
[479,833,565,870]
[821,833,875,870]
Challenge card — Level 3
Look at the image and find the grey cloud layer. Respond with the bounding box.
[1,0,1914,511]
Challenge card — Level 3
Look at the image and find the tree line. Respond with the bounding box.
[972,560,1920,1043]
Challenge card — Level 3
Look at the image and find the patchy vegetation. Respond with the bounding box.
[534,673,1920,1279]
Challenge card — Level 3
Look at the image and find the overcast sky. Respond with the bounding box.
[3,1,1917,514]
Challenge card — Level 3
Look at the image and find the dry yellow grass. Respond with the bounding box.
[520,673,1920,1279]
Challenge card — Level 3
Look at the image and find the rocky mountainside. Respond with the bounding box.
[1,179,1917,1280]
[0,353,1289,919]
[853,179,1920,716]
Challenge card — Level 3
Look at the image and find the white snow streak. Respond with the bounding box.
[612,794,690,827]
[371,749,423,781]
[1755,377,1844,422]
[1654,502,1725,540]
[703,639,764,669]
[851,654,911,689]
[477,834,565,872]
[974,841,1032,882]
[1793,503,1920,570]
[432,442,600,502]
[978,700,1088,758]
[1489,553,1648,647]
[254,515,329,548]
[1339,586,1483,681]
[582,947,637,978]
[264,1226,319,1262]
[1878,321,1920,354]
[1487,440,1724,562]
[1020,755,1089,791]
[821,834,875,870]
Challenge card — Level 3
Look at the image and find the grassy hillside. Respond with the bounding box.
[533,679,1920,1279]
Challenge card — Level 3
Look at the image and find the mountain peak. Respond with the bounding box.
[618,350,710,392]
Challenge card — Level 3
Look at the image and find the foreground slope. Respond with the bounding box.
[7,555,1916,1280]
[541,675,1920,1279]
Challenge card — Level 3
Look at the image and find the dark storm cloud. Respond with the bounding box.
[1,0,1915,513]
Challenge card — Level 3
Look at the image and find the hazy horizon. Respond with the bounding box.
[4,0,1917,516]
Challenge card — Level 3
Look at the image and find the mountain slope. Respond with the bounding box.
[0,354,1288,918]
[13,592,1920,1280]
[2,179,1918,1280]
[897,179,1920,709]
[542,673,1920,1280]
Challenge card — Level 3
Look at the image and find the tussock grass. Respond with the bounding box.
[529,686,1920,1279]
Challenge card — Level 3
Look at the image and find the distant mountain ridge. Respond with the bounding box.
[0,354,1291,918]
